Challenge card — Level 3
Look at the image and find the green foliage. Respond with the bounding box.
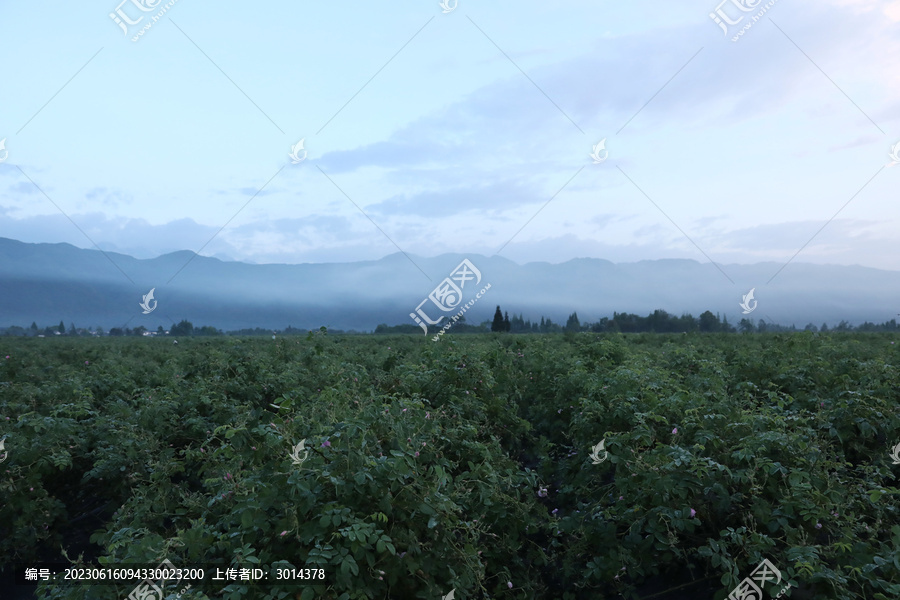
[0,332,898,599]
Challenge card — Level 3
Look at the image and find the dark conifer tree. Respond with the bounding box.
[491,306,504,332]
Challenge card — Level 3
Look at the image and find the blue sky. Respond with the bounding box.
[1,0,898,271]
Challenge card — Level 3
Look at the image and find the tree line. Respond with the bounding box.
[3,311,898,337]
[375,307,900,334]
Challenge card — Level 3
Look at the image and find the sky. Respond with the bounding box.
[1,0,899,276]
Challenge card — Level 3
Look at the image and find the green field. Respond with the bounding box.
[1,332,899,599]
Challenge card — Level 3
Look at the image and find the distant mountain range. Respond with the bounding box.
[0,237,898,332]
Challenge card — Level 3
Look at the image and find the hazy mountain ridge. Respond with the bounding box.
[1,237,898,331]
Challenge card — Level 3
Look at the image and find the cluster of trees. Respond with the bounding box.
[491,307,510,332]
[228,325,360,336]
[0,321,346,337]
[732,318,899,333]
[376,315,487,335]
[492,308,572,333]
[1,321,98,337]
[851,319,900,332]
[0,320,219,337]
[457,308,900,335]
[483,308,733,334]
[109,326,154,336]
[379,307,735,335]
[591,310,734,333]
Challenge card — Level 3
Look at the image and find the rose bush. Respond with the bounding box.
[0,331,897,599]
